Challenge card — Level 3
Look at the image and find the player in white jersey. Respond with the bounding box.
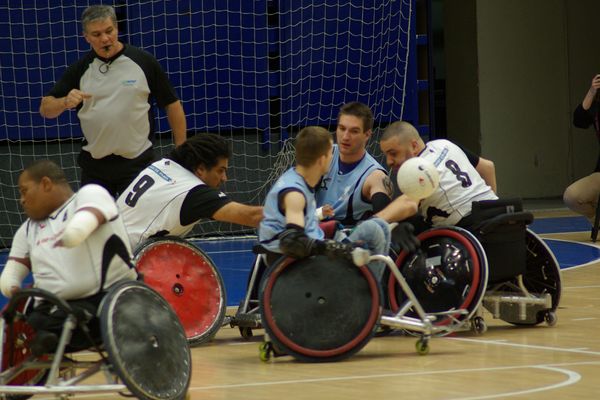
[117,134,263,249]
[0,160,137,355]
[378,121,498,228]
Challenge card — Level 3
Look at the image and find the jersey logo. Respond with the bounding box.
[121,79,137,86]
[218,192,226,198]
[319,177,331,190]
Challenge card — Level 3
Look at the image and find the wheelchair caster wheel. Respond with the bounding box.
[472,316,487,334]
[415,338,429,355]
[259,342,272,362]
[544,311,557,327]
[239,327,253,340]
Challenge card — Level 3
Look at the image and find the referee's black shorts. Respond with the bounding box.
[78,147,155,198]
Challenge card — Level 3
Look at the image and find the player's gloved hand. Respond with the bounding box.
[279,225,317,259]
[320,240,354,260]
[392,222,420,253]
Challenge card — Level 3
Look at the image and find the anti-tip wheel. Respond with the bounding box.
[472,316,487,334]
[240,327,253,340]
[544,311,557,327]
[259,342,272,362]
[415,338,430,355]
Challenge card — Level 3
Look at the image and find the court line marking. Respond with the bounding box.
[445,366,580,400]
[30,361,599,400]
[563,284,600,289]
[446,337,600,356]
[185,362,592,392]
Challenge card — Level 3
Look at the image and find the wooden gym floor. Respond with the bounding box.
[31,207,600,400]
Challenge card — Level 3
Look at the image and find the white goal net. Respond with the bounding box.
[0,0,414,248]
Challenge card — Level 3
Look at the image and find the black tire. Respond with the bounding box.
[100,281,191,400]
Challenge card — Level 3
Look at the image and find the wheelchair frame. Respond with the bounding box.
[0,281,191,400]
[258,251,470,362]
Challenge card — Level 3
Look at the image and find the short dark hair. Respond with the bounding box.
[381,120,421,142]
[295,127,332,167]
[338,102,374,132]
[168,133,231,172]
[81,5,117,32]
[22,160,68,184]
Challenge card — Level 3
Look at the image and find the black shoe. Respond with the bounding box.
[30,330,58,357]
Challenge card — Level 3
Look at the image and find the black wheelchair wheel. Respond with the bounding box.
[260,255,381,362]
[100,280,191,400]
[388,227,488,330]
[490,230,561,325]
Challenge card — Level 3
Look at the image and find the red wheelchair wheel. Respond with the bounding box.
[1,297,48,398]
[134,237,226,346]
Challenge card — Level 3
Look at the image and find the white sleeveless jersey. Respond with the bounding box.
[418,139,498,226]
[8,184,137,300]
[117,159,208,248]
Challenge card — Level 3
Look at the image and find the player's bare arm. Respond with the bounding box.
[283,191,307,227]
[476,157,497,193]
[211,202,263,228]
[375,194,418,223]
[166,100,187,146]
[40,90,92,119]
[362,169,393,200]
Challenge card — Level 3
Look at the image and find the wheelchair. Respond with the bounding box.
[257,250,471,363]
[133,236,227,346]
[0,280,191,400]
[229,220,344,340]
[387,199,561,334]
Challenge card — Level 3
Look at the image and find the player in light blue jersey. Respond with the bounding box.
[316,102,396,225]
[259,126,419,283]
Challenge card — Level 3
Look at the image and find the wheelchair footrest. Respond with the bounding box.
[230,312,262,329]
[483,292,552,323]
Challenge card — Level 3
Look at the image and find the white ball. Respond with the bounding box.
[396,157,440,201]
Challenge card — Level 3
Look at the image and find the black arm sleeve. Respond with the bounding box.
[371,192,392,213]
[47,53,95,97]
[180,185,232,226]
[573,103,597,129]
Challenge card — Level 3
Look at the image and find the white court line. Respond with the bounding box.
[444,366,581,400]
[447,337,600,356]
[571,317,597,321]
[563,284,600,289]
[187,363,588,392]
[31,361,600,400]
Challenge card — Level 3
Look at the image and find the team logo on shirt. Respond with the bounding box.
[218,192,226,198]
[122,80,137,86]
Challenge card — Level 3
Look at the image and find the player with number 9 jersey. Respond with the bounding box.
[116,134,263,249]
